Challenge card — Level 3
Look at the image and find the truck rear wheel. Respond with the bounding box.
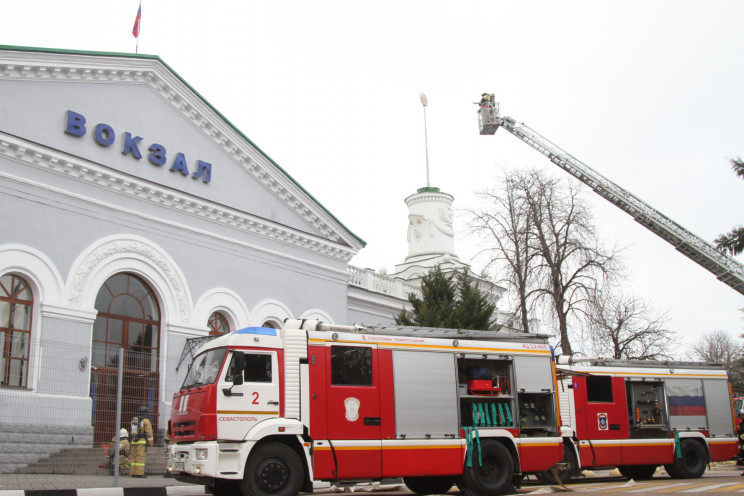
[462,440,514,495]
[403,476,455,495]
[536,443,577,484]
[618,465,657,480]
[663,440,707,479]
[242,442,304,496]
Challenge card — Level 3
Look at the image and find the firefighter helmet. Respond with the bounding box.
[120,428,128,438]
[137,405,148,417]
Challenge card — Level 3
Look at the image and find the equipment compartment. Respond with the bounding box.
[517,392,557,435]
[457,356,515,429]
[627,381,667,437]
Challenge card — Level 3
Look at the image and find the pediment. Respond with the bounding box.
[0,46,364,259]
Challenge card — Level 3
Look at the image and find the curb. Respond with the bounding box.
[0,481,401,496]
[0,486,206,496]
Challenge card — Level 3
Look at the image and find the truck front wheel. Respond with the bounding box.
[664,440,707,479]
[242,442,304,496]
[462,440,514,495]
[618,465,657,480]
[403,476,455,495]
[207,479,241,496]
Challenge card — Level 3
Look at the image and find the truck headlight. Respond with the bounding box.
[195,449,208,461]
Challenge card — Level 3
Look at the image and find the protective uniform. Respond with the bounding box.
[116,428,131,471]
[130,406,154,477]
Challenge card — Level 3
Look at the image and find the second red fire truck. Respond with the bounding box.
[168,319,565,496]
[543,357,738,483]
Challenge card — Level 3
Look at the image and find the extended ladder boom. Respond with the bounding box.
[477,98,744,296]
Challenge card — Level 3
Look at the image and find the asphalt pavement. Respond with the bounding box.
[0,462,738,496]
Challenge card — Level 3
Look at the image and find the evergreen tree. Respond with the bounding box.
[715,158,744,255]
[395,266,497,330]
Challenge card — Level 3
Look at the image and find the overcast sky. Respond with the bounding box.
[4,1,744,356]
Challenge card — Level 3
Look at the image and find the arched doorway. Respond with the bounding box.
[90,273,160,445]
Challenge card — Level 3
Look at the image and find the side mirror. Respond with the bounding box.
[223,351,245,397]
[232,351,246,384]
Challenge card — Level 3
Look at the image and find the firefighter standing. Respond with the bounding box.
[130,405,154,478]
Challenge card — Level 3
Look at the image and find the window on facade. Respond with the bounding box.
[208,312,230,335]
[330,346,372,386]
[0,275,33,388]
[586,375,613,403]
[93,273,160,372]
[261,321,277,329]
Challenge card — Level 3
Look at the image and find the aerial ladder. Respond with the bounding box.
[477,95,744,296]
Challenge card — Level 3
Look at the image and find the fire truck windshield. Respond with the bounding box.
[181,347,227,389]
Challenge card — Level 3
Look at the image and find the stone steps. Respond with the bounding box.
[0,423,94,474]
[15,447,169,475]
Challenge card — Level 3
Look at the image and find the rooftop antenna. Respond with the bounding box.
[420,92,430,187]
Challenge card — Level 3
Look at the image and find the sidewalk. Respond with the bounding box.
[0,473,205,495]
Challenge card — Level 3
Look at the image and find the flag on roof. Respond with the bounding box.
[132,4,142,38]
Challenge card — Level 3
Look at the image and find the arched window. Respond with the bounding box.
[208,312,230,335]
[93,273,160,370]
[0,275,33,388]
[91,273,160,445]
[262,321,278,329]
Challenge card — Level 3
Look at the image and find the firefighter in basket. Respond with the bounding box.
[110,428,131,473]
[130,405,154,478]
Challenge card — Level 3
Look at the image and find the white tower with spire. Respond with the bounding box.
[392,94,468,281]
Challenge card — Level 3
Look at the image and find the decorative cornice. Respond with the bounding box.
[40,302,97,323]
[67,238,191,323]
[0,50,363,255]
[0,134,357,262]
[405,190,454,206]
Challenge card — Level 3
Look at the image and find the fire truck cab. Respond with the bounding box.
[168,320,566,496]
[550,357,738,482]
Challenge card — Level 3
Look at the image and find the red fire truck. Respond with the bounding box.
[543,357,738,483]
[167,320,565,496]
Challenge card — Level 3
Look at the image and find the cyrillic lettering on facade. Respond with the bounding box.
[122,132,144,159]
[94,123,115,147]
[148,144,166,166]
[170,153,190,176]
[64,110,87,137]
[192,161,212,183]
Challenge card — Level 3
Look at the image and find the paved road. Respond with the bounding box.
[524,473,744,495]
[2,464,742,496]
[101,473,744,496]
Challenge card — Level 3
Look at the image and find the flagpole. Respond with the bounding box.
[420,93,430,188]
[133,1,142,54]
[136,1,141,54]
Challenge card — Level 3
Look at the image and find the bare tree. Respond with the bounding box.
[468,168,619,354]
[688,330,744,389]
[467,170,542,333]
[586,288,677,359]
[689,330,743,365]
[523,170,618,355]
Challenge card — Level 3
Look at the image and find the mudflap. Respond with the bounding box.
[174,473,215,486]
[512,473,522,489]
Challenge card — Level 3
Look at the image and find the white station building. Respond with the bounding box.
[0,46,503,468]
